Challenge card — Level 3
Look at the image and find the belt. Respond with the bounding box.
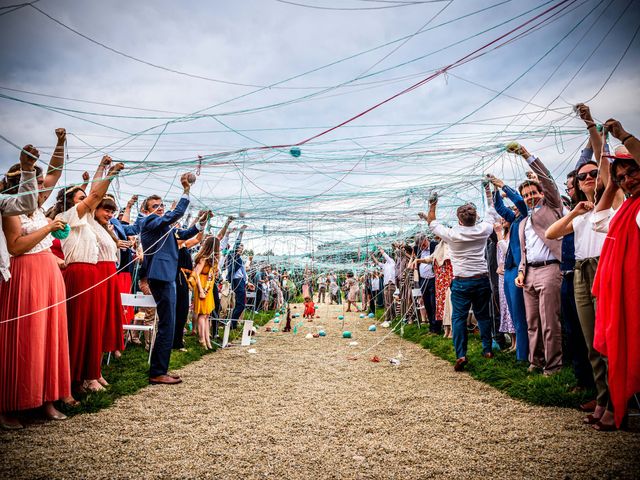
[453,273,488,281]
[528,260,560,268]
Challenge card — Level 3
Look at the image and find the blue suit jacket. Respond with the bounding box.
[494,185,528,271]
[139,196,200,282]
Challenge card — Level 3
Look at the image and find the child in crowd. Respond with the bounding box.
[303,296,315,318]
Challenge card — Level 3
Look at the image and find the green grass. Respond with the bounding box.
[60,310,275,416]
[391,313,595,408]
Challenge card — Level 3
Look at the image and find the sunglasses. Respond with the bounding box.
[613,165,640,185]
[576,170,598,182]
[149,203,164,210]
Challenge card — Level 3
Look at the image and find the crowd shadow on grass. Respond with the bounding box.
[59,310,276,417]
[391,315,595,409]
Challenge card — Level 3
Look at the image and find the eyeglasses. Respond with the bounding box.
[149,203,164,210]
[576,170,598,182]
[613,165,640,185]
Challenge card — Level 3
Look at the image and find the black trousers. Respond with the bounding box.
[173,274,190,349]
[420,277,439,332]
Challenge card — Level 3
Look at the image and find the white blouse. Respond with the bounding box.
[57,205,98,265]
[19,207,53,255]
[573,209,610,260]
[94,219,118,263]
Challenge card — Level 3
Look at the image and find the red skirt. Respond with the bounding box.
[0,252,71,412]
[65,262,103,382]
[97,262,125,353]
[116,271,134,324]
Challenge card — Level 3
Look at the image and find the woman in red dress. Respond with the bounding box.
[93,196,127,360]
[0,129,72,429]
[591,121,640,429]
[52,156,124,393]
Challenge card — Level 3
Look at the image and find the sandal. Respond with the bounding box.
[592,421,617,432]
[583,414,601,425]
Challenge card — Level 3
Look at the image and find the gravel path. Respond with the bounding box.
[2,304,639,479]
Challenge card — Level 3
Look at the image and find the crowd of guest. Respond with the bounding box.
[0,104,638,433]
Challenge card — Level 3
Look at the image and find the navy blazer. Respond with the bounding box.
[139,196,200,283]
[494,185,528,271]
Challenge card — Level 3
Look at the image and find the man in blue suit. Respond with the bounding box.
[140,174,204,385]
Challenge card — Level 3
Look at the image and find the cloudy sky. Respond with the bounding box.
[1,0,638,257]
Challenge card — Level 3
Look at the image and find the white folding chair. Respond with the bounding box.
[120,292,158,364]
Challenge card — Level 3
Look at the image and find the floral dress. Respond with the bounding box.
[497,239,515,333]
[432,241,453,325]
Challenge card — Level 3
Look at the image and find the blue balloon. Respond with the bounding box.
[290,146,301,157]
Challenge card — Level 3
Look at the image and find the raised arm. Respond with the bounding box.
[79,171,90,192]
[509,143,561,210]
[39,128,66,204]
[605,119,639,167]
[76,156,124,218]
[121,195,138,224]
[142,173,193,230]
[231,225,247,254]
[216,215,235,240]
[487,175,516,223]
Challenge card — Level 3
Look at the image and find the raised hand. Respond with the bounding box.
[127,194,138,207]
[506,142,530,159]
[603,118,628,141]
[82,171,90,182]
[107,162,124,176]
[486,174,504,189]
[100,155,112,169]
[575,103,594,125]
[55,128,66,144]
[526,171,539,183]
[19,144,39,171]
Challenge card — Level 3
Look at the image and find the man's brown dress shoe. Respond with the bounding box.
[149,375,183,385]
[454,357,468,372]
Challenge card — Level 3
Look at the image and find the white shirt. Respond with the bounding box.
[418,250,434,279]
[592,207,640,233]
[94,218,118,262]
[370,276,380,292]
[524,215,556,263]
[429,207,500,277]
[573,209,609,260]
[19,208,53,255]
[381,252,396,285]
[58,205,99,265]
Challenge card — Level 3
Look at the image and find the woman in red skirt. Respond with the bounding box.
[93,196,127,359]
[53,156,124,393]
[0,130,72,429]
